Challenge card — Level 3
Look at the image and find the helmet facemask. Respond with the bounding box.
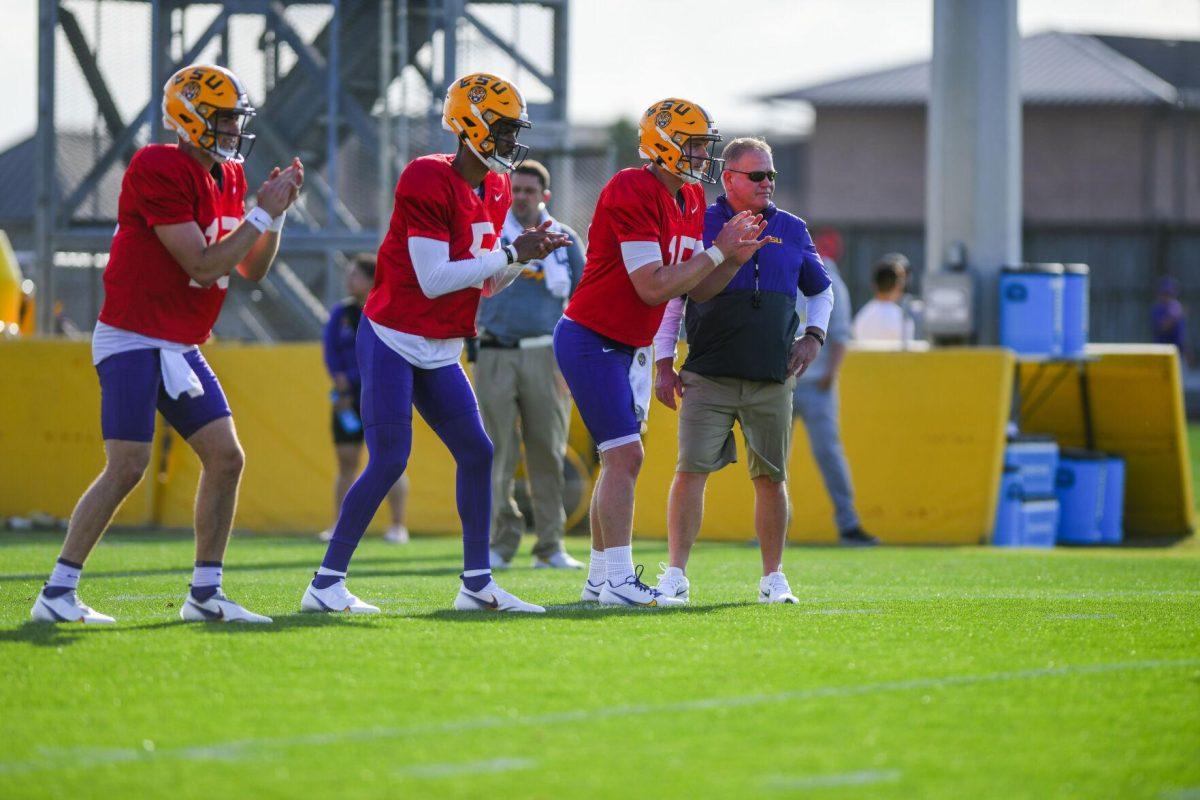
[468,112,531,174]
[199,107,256,164]
[672,133,723,185]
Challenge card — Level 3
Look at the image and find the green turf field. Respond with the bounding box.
[2,527,1198,799]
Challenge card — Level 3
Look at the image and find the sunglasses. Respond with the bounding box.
[727,168,777,182]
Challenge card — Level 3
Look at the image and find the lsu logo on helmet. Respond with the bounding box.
[639,98,723,185]
[162,64,256,164]
[443,73,532,174]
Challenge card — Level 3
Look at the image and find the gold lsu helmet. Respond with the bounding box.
[638,98,723,184]
[442,72,531,173]
[162,64,256,163]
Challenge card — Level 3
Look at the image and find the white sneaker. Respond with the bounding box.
[533,551,584,570]
[30,588,115,624]
[580,577,605,602]
[180,588,273,623]
[489,549,512,570]
[383,525,410,544]
[317,528,334,542]
[758,572,800,604]
[598,566,686,608]
[655,563,690,602]
[454,580,545,613]
[301,579,381,614]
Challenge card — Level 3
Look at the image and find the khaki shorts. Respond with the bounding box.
[676,370,796,482]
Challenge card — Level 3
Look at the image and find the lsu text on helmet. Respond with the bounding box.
[638,98,723,185]
[162,64,256,164]
[442,73,532,174]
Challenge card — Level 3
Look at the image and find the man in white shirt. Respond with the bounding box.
[853,256,914,343]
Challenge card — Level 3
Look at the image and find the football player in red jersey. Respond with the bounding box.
[302,73,568,614]
[555,98,768,607]
[30,64,303,625]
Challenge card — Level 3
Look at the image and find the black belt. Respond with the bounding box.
[478,337,519,350]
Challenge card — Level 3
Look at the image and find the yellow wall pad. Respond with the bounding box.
[6,341,1185,544]
[634,347,1014,544]
[1016,345,1196,539]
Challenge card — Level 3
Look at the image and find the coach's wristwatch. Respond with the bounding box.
[801,329,826,347]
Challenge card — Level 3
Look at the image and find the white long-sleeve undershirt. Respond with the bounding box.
[407,236,517,299]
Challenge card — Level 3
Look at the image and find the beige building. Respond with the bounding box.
[762,32,1200,348]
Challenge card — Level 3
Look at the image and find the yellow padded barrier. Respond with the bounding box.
[0,339,154,526]
[4,340,1186,543]
[634,346,1015,544]
[1017,345,1195,539]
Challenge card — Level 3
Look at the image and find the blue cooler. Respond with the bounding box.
[1055,449,1107,544]
[1020,496,1059,548]
[992,466,1023,546]
[1100,455,1125,544]
[1006,435,1059,496]
[999,264,1065,356]
[1061,263,1089,358]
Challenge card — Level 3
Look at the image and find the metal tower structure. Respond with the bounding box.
[34,0,571,337]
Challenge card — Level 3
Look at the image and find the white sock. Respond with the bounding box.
[662,566,685,579]
[192,563,223,588]
[587,549,606,584]
[316,566,347,579]
[47,558,82,590]
[605,545,634,584]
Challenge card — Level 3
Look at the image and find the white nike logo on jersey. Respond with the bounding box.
[601,347,615,353]
[493,193,503,201]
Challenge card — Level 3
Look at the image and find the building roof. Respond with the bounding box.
[763,31,1196,108]
[0,131,122,223]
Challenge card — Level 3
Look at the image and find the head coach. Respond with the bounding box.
[650,136,833,605]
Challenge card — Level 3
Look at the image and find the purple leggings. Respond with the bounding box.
[320,322,492,575]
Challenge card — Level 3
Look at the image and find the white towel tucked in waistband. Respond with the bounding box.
[627,346,653,423]
[159,350,205,399]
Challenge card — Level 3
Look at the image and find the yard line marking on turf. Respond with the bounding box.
[1045,613,1118,620]
[764,769,901,789]
[110,594,179,602]
[1161,789,1200,800]
[803,608,883,616]
[4,658,1197,775]
[395,757,536,779]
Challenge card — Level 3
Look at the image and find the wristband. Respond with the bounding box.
[268,210,286,233]
[802,330,826,347]
[703,244,725,265]
[504,244,519,265]
[245,206,273,234]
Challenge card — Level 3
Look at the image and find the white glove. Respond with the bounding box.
[543,253,571,299]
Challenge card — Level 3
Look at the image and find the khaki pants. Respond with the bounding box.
[677,370,796,482]
[475,345,570,560]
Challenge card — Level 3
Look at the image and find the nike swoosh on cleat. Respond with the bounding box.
[38,599,70,622]
[187,601,224,620]
[466,592,501,610]
[760,590,770,599]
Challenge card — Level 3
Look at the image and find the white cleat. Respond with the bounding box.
[758,572,800,604]
[598,566,686,609]
[30,588,115,624]
[454,581,545,613]
[533,551,584,570]
[383,524,410,544]
[580,578,605,602]
[180,589,273,623]
[301,580,380,614]
[489,549,512,571]
[654,563,690,602]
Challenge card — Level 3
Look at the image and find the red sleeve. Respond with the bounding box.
[397,159,454,241]
[129,153,197,227]
[605,176,662,244]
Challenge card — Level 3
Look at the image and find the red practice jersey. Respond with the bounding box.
[564,166,705,347]
[366,153,512,339]
[98,144,246,344]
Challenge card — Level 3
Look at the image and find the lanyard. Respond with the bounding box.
[751,253,762,308]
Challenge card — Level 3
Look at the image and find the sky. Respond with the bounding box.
[2,0,1199,152]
